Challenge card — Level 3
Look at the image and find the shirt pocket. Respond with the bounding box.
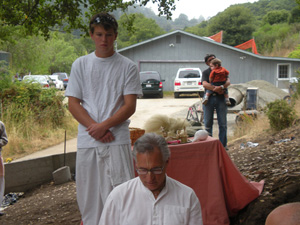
[163,205,189,225]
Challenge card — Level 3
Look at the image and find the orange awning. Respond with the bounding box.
[209,31,223,43]
[235,39,259,54]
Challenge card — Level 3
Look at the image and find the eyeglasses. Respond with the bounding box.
[91,15,116,25]
[136,165,165,175]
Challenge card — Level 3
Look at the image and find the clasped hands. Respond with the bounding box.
[86,123,115,143]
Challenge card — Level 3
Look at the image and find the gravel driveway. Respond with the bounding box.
[129,96,200,128]
[130,95,237,136]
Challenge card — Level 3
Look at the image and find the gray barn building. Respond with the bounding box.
[118,30,300,92]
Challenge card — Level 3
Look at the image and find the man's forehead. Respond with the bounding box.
[136,149,164,165]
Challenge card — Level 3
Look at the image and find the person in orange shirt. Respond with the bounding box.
[202,58,230,106]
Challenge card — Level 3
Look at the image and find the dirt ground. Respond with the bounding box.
[0,121,299,225]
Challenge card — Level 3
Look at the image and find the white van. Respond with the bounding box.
[174,68,204,98]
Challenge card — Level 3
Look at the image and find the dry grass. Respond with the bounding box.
[2,111,78,161]
[229,97,300,143]
[294,97,300,117]
[229,113,270,143]
[268,38,299,57]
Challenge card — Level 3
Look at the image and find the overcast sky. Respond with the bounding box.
[148,0,259,20]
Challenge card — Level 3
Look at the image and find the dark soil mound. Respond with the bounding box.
[228,123,300,225]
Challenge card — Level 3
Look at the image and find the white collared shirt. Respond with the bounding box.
[99,175,203,225]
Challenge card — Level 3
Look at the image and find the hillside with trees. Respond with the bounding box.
[184,0,300,56]
[0,0,300,75]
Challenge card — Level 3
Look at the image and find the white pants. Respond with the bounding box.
[76,144,134,225]
[0,156,4,207]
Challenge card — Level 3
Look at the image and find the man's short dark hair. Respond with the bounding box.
[204,54,216,63]
[89,12,118,34]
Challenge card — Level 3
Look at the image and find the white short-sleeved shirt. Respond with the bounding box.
[99,176,203,225]
[65,52,142,148]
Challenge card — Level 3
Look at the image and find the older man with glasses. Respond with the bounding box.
[99,133,203,225]
[201,54,231,149]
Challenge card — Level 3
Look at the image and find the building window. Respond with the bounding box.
[278,64,289,78]
[176,35,181,44]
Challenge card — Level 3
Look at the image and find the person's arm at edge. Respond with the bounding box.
[0,122,8,147]
[87,94,137,142]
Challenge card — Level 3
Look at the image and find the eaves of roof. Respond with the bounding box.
[117,30,300,62]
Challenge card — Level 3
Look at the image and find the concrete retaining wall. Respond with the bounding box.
[4,152,76,193]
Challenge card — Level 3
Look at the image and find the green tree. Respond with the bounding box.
[266,99,296,131]
[288,44,300,58]
[289,6,300,24]
[253,23,292,53]
[8,35,50,74]
[1,31,83,75]
[46,33,80,74]
[263,10,290,25]
[207,6,255,46]
[185,20,209,37]
[173,14,190,30]
[117,13,165,49]
[245,0,297,21]
[0,0,175,41]
[0,60,13,91]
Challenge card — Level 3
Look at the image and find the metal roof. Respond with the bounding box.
[118,30,300,62]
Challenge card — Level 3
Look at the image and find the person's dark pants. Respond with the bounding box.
[203,93,227,147]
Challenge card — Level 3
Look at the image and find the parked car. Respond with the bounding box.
[139,71,165,98]
[49,75,64,90]
[52,72,69,89]
[43,75,56,88]
[23,75,50,89]
[173,68,204,98]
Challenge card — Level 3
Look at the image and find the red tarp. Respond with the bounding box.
[235,39,259,54]
[166,137,264,225]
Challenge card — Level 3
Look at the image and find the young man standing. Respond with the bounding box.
[201,54,230,149]
[65,12,142,225]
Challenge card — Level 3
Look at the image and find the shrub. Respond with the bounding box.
[0,82,66,128]
[0,65,78,159]
[266,99,296,131]
[0,60,13,90]
[263,10,290,25]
